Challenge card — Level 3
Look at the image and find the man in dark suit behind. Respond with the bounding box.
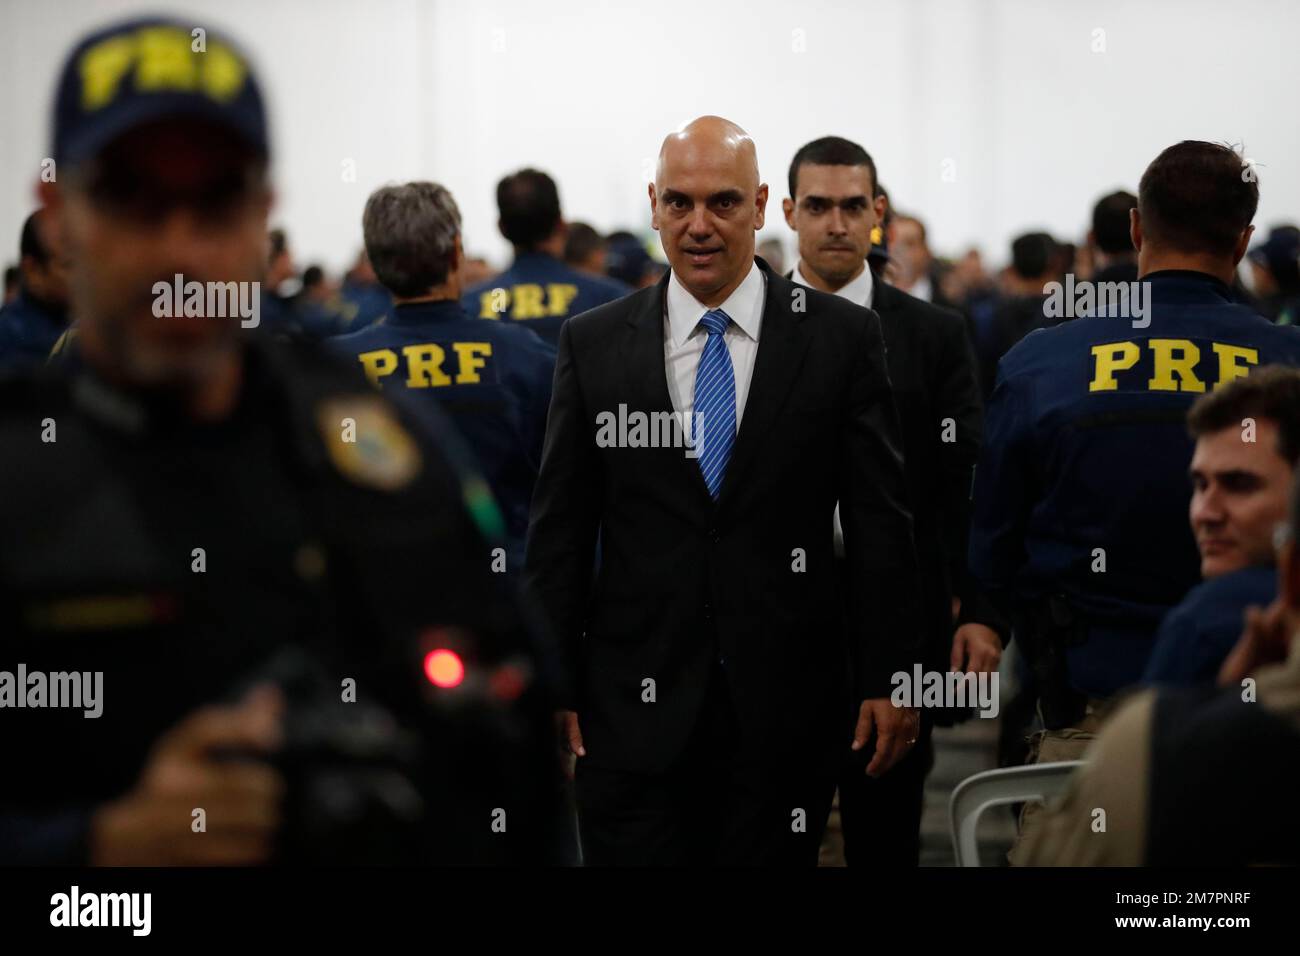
[525,116,923,865]
[783,136,1004,865]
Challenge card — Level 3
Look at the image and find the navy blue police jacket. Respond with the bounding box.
[969,270,1300,697]
[1143,564,1276,687]
[462,251,630,347]
[0,291,68,374]
[330,299,555,571]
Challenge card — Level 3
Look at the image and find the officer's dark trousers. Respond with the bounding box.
[575,666,836,866]
[835,714,935,866]
[831,553,937,867]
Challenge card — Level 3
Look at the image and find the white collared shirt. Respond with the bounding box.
[791,260,875,309]
[907,274,933,303]
[664,261,765,426]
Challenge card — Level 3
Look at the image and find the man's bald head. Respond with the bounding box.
[650,115,768,307]
[656,116,760,191]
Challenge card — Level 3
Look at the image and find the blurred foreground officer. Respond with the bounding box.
[332,182,555,573]
[969,141,1300,863]
[0,210,70,373]
[0,17,564,866]
[1020,470,1300,866]
[463,168,629,345]
[1144,367,1300,685]
[526,117,922,865]
[783,136,999,866]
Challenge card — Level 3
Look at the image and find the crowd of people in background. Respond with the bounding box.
[11,178,1297,395]
[4,13,1300,870]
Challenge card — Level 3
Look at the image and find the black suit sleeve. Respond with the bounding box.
[932,314,1011,641]
[523,319,602,710]
[932,311,982,584]
[839,309,925,699]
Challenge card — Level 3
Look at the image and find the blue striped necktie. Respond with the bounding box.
[693,308,736,500]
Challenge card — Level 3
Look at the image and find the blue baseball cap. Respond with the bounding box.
[1248,226,1300,273]
[605,233,662,287]
[52,17,269,167]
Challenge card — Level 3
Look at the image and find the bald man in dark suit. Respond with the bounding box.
[525,116,923,865]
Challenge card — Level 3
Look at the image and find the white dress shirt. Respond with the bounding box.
[791,260,875,308]
[663,261,765,425]
[906,274,933,303]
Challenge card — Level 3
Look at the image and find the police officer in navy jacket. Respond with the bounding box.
[462,168,629,347]
[334,182,555,573]
[0,211,69,374]
[969,140,1300,863]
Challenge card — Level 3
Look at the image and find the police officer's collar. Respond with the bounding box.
[1142,269,1235,300]
[70,335,279,438]
[511,250,561,267]
[388,298,467,325]
[11,288,70,327]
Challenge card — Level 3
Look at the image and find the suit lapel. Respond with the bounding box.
[718,262,811,503]
[624,275,714,505]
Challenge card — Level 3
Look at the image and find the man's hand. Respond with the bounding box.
[555,709,585,780]
[951,623,1003,674]
[89,685,284,866]
[1219,599,1290,687]
[851,698,919,777]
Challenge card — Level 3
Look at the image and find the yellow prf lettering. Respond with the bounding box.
[1212,343,1259,389]
[478,290,505,319]
[511,284,546,320]
[452,342,493,384]
[403,344,452,387]
[80,35,137,109]
[79,28,247,111]
[546,284,580,317]
[134,27,197,95]
[357,349,398,387]
[200,43,247,101]
[1148,338,1205,392]
[1089,341,1140,391]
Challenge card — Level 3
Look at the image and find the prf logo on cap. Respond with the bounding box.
[54,18,269,166]
[80,24,246,110]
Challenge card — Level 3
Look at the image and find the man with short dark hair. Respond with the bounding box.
[1089,190,1139,284]
[783,134,999,867]
[1021,464,1300,866]
[970,140,1300,864]
[1144,365,1300,685]
[462,168,628,346]
[0,210,70,373]
[972,232,1061,397]
[332,182,555,573]
[563,221,606,276]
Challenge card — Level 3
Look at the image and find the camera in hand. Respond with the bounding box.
[222,648,426,865]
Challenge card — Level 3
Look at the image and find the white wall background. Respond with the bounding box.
[1,0,1297,275]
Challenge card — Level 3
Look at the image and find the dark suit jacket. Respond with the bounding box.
[867,281,1003,667]
[525,258,923,776]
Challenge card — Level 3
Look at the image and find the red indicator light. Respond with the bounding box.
[424,648,465,688]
